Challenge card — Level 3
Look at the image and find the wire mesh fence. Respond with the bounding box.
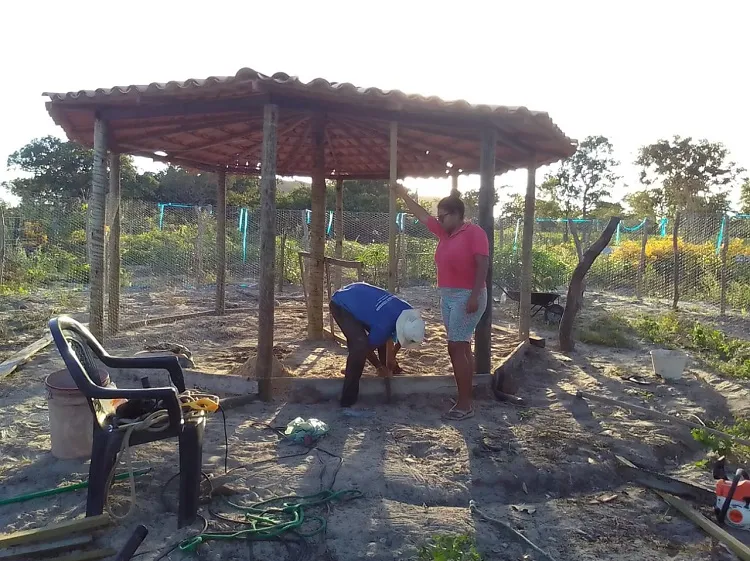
[4,200,750,351]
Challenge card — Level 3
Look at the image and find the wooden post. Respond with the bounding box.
[519,154,536,339]
[195,206,205,286]
[89,116,108,341]
[257,105,278,402]
[498,217,504,249]
[215,171,227,315]
[388,122,398,292]
[672,212,681,311]
[720,215,730,316]
[450,171,459,197]
[0,205,6,287]
[636,218,649,300]
[307,115,326,339]
[278,229,286,293]
[334,178,344,290]
[106,154,121,335]
[475,128,496,374]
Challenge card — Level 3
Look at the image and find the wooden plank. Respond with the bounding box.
[656,492,750,561]
[89,116,108,341]
[0,535,92,559]
[636,218,649,299]
[308,114,327,339]
[215,170,227,315]
[257,104,279,402]
[579,390,750,447]
[106,153,121,335]
[0,334,53,380]
[323,327,346,346]
[0,514,110,548]
[614,455,715,504]
[388,122,398,292]
[518,154,537,339]
[475,127,496,374]
[55,548,117,561]
[720,215,730,316]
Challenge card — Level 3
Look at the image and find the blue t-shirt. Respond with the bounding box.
[331,282,412,348]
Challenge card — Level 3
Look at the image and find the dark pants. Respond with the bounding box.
[330,302,385,407]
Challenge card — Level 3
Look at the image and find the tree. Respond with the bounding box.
[740,179,750,214]
[6,137,162,205]
[588,201,627,220]
[462,186,499,220]
[635,136,744,214]
[540,135,620,219]
[500,194,524,218]
[624,190,664,220]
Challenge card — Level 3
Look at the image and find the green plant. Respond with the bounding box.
[417,534,483,561]
[631,313,750,379]
[692,418,750,462]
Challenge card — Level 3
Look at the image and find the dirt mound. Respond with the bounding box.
[231,352,292,379]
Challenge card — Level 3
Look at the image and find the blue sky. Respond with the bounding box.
[1,0,747,209]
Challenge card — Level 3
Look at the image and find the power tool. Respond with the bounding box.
[713,456,750,530]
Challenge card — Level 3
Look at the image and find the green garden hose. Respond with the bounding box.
[179,489,362,552]
[0,468,152,507]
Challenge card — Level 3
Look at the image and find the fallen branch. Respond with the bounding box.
[577,390,750,447]
[469,500,558,561]
[559,217,621,351]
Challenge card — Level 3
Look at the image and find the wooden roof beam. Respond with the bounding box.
[339,118,440,168]
[114,116,261,144]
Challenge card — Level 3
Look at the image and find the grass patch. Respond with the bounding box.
[631,313,750,379]
[418,534,483,561]
[691,418,750,463]
[578,313,636,348]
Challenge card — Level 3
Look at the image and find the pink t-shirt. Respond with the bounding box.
[426,216,490,289]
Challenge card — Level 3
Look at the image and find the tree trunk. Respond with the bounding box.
[559,217,621,352]
[307,115,326,339]
[567,219,585,310]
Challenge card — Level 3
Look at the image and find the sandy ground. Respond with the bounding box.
[4,285,750,559]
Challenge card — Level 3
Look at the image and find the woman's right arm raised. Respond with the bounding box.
[394,183,431,224]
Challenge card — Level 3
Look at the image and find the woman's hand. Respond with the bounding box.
[393,183,408,199]
[466,292,479,314]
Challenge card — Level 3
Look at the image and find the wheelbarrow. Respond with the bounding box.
[497,285,565,325]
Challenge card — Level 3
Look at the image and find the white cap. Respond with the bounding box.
[395,309,425,349]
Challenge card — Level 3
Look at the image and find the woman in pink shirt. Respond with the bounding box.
[396,185,489,420]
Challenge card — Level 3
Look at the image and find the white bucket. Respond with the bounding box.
[45,368,109,460]
[650,349,688,380]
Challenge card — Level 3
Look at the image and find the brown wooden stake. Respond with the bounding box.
[388,121,398,292]
[519,154,536,339]
[257,104,278,402]
[475,127,496,374]
[334,178,344,290]
[672,212,681,310]
[720,215,730,316]
[498,216,504,249]
[215,171,227,315]
[278,229,286,293]
[307,115,326,339]
[559,217,621,351]
[106,154,121,335]
[89,116,108,341]
[636,218,649,300]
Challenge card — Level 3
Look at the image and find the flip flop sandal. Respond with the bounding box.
[442,407,475,421]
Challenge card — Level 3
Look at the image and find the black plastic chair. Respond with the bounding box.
[48,316,205,528]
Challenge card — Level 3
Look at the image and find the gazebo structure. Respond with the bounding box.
[44,67,576,400]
